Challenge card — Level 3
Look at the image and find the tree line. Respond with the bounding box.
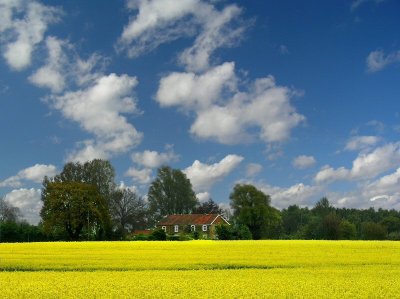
[1,159,399,242]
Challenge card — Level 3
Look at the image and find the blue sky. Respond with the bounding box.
[1,0,400,224]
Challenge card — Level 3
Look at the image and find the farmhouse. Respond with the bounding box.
[157,214,230,238]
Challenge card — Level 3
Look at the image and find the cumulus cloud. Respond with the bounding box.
[157,64,305,145]
[196,191,211,203]
[366,49,400,72]
[0,0,60,70]
[345,135,380,151]
[239,179,323,209]
[117,0,246,71]
[156,62,236,109]
[132,149,179,169]
[184,154,243,192]
[125,167,152,185]
[315,142,400,183]
[0,164,57,188]
[292,155,316,169]
[28,36,68,93]
[245,163,263,177]
[48,73,143,162]
[363,168,400,201]
[4,188,42,225]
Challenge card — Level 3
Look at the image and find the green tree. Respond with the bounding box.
[0,197,20,223]
[41,182,111,240]
[339,220,356,240]
[230,184,281,240]
[193,198,222,214]
[282,205,310,237]
[110,188,148,236]
[48,159,116,202]
[148,166,198,221]
[321,213,341,240]
[361,222,387,240]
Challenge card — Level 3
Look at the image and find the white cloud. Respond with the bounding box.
[0,164,57,188]
[29,36,68,93]
[238,179,323,209]
[132,149,179,169]
[314,166,350,183]
[118,0,198,57]
[245,163,263,177]
[363,168,400,202]
[4,188,42,225]
[184,154,243,192]
[292,155,316,169]
[125,167,152,185]
[117,0,246,71]
[0,0,60,70]
[366,49,400,72]
[156,62,236,109]
[178,4,245,71]
[49,73,143,162]
[345,135,380,151]
[315,142,400,183]
[157,64,304,145]
[196,191,211,203]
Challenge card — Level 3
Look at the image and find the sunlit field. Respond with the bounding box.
[1,241,399,298]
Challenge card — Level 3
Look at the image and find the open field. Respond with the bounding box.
[1,240,399,298]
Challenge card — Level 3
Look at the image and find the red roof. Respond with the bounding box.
[157,214,229,225]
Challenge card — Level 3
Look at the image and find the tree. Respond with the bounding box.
[230,184,281,240]
[47,159,116,202]
[282,205,310,237]
[41,182,111,240]
[312,197,334,217]
[110,188,148,236]
[321,213,341,240]
[148,166,198,221]
[361,222,387,240]
[0,197,20,223]
[193,198,222,214]
[339,220,356,240]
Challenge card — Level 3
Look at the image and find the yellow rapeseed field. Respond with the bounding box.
[1,240,399,298]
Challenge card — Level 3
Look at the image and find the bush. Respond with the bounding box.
[150,229,167,241]
[387,231,400,240]
[133,234,149,241]
[215,224,253,240]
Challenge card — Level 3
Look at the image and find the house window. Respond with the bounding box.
[191,225,196,231]
[161,226,166,232]
[202,225,208,232]
[174,225,179,233]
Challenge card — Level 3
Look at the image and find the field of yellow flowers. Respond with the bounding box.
[1,240,399,298]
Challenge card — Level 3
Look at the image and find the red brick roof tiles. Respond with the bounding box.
[158,214,228,225]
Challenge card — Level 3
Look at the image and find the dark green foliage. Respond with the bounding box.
[321,213,341,240]
[282,205,311,236]
[148,166,198,221]
[230,184,281,239]
[150,228,167,241]
[215,223,252,240]
[0,221,46,242]
[50,159,116,201]
[380,216,400,234]
[361,222,387,240]
[193,198,223,214]
[41,181,111,240]
[339,220,357,240]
